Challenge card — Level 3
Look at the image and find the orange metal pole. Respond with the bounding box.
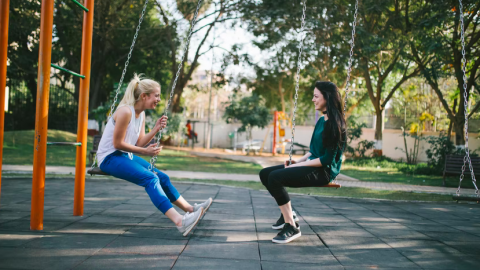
[0,0,10,202]
[31,0,55,230]
[74,0,95,216]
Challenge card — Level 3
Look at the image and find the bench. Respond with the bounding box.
[89,135,102,165]
[444,154,480,202]
[443,154,480,186]
[290,142,310,155]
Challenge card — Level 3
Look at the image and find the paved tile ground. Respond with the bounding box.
[1,177,480,270]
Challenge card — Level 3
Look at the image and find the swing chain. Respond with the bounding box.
[456,0,479,197]
[148,0,204,171]
[287,0,308,166]
[91,0,150,170]
[343,0,359,115]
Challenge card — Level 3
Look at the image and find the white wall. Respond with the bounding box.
[187,123,480,163]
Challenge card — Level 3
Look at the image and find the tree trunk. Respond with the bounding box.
[373,109,384,156]
[453,114,466,146]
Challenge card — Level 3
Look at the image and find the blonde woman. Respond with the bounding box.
[96,74,212,236]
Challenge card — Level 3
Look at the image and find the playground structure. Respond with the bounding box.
[0,0,478,233]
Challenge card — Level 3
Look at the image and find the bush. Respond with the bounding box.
[345,116,375,158]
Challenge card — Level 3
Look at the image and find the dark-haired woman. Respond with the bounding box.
[259,81,346,244]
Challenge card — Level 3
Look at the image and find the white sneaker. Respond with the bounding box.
[177,207,203,236]
[193,198,213,214]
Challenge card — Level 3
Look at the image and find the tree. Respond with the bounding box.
[409,0,480,145]
[224,94,270,153]
[353,0,422,155]
[156,0,243,113]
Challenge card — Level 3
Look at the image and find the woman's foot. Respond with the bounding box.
[272,211,300,230]
[272,223,301,244]
[177,207,204,236]
[193,198,213,214]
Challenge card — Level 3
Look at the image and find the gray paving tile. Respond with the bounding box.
[124,226,190,240]
[0,219,72,232]
[173,256,261,270]
[442,241,480,256]
[98,236,187,255]
[261,261,343,270]
[382,238,461,253]
[0,247,94,270]
[196,219,256,232]
[56,222,132,235]
[78,214,144,226]
[401,251,480,269]
[0,232,44,247]
[323,237,390,250]
[421,231,480,242]
[74,254,177,270]
[181,239,260,261]
[259,241,332,263]
[24,233,117,249]
[332,249,418,268]
[365,228,431,239]
[312,226,376,238]
[191,229,257,243]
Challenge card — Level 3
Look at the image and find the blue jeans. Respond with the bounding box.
[100,151,180,214]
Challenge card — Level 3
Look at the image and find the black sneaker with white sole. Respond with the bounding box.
[272,223,301,244]
[272,211,300,230]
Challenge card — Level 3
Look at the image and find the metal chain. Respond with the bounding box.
[91,0,150,170]
[456,0,479,197]
[343,0,359,115]
[148,0,204,171]
[287,0,307,165]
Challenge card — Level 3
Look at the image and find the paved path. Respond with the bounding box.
[2,164,478,196]
[1,177,479,269]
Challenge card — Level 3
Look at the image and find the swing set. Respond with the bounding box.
[0,0,477,232]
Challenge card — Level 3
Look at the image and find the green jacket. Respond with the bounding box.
[308,116,343,182]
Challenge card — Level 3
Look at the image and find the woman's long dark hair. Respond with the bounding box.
[315,81,347,150]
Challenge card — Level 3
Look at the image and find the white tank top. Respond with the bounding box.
[96,105,144,166]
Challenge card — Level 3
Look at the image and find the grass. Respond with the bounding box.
[169,178,455,202]
[342,157,477,189]
[2,130,262,174]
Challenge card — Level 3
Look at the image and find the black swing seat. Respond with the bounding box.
[87,167,110,176]
[452,195,480,203]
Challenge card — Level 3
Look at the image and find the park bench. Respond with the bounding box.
[289,142,310,155]
[88,135,102,165]
[444,154,480,203]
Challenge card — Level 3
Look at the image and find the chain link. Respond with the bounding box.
[343,0,359,116]
[456,0,479,197]
[148,0,204,171]
[91,0,150,170]
[287,0,308,166]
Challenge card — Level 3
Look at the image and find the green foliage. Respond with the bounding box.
[424,134,459,170]
[345,117,375,157]
[224,94,270,133]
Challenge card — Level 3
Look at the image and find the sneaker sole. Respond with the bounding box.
[272,232,302,244]
[182,208,204,237]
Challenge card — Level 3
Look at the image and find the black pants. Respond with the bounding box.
[259,165,330,206]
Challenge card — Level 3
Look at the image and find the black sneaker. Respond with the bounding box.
[272,223,301,244]
[271,211,300,230]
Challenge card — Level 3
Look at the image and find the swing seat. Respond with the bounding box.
[87,167,110,176]
[321,182,341,188]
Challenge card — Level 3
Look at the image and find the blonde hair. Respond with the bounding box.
[119,73,161,106]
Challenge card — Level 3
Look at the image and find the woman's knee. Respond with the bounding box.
[267,171,283,188]
[259,168,270,186]
[140,173,160,188]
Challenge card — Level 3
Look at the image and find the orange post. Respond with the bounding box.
[74,0,95,216]
[31,0,55,230]
[0,0,10,202]
[272,111,278,155]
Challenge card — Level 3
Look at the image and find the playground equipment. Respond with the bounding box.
[27,0,95,230]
